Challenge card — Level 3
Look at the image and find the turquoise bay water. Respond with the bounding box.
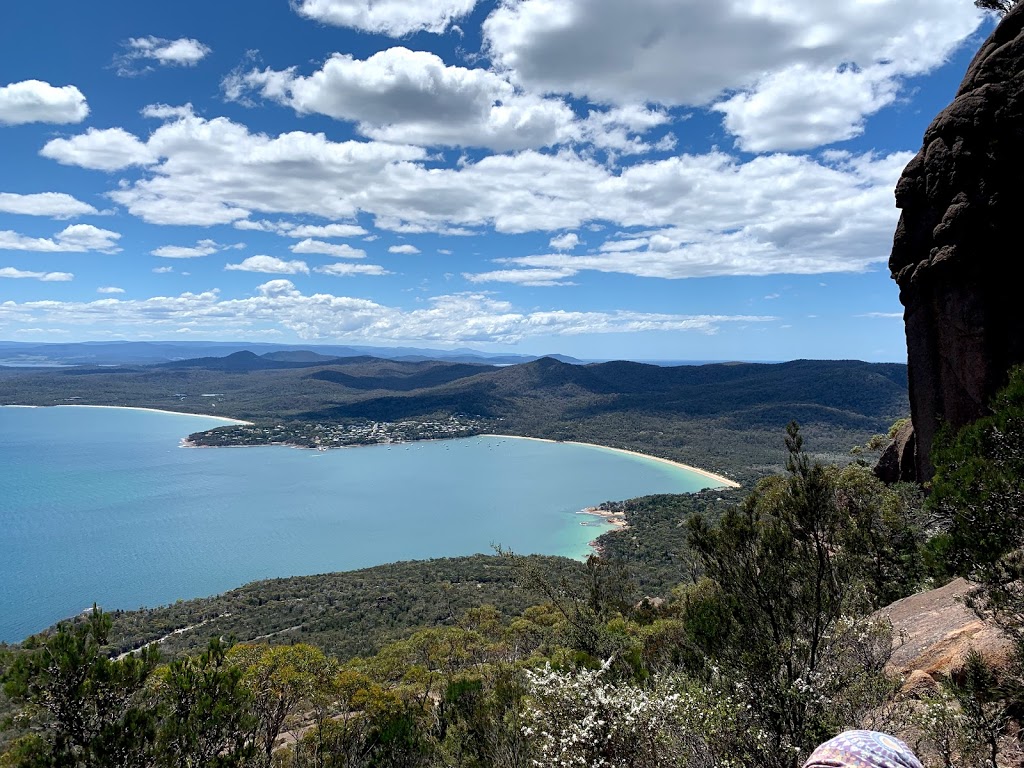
[0,406,715,642]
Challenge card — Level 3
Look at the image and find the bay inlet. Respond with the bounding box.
[0,406,721,642]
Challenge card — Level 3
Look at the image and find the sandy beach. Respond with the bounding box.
[49,404,251,425]
[480,434,740,489]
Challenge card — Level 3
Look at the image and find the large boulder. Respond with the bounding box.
[878,577,1011,681]
[889,5,1024,481]
[873,420,917,484]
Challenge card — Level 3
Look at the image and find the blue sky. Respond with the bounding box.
[0,0,995,361]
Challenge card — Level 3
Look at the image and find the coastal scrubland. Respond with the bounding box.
[9,357,1024,766]
[6,396,1022,766]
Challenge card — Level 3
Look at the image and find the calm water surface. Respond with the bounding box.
[0,406,716,642]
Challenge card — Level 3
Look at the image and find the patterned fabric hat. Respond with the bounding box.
[803,730,923,768]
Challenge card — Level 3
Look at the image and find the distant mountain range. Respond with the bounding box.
[0,340,584,367]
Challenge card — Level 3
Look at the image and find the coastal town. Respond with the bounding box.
[185,415,489,449]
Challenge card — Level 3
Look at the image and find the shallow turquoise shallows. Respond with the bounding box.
[0,406,717,642]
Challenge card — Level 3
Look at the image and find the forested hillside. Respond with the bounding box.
[0,355,908,482]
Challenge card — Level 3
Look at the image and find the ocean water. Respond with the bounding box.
[0,406,716,642]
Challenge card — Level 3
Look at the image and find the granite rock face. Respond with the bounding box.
[889,4,1024,481]
[873,420,917,484]
[878,577,1011,680]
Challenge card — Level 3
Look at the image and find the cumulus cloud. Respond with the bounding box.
[548,233,579,251]
[151,239,224,259]
[291,239,367,258]
[0,192,97,218]
[482,0,980,150]
[293,0,478,36]
[115,36,212,76]
[41,127,156,171]
[97,286,125,294]
[315,263,391,276]
[0,267,74,282]
[714,63,902,151]
[38,108,912,277]
[225,255,310,274]
[42,108,424,225]
[227,48,578,151]
[0,80,89,125]
[152,266,174,274]
[0,285,775,342]
[235,219,368,238]
[0,224,121,253]
[388,244,420,254]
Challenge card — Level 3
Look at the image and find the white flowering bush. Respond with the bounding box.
[521,659,743,768]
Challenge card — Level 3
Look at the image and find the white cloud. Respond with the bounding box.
[0,285,775,342]
[464,267,576,287]
[315,263,391,276]
[38,109,912,277]
[151,239,221,259]
[235,219,368,238]
[714,64,902,152]
[41,127,156,171]
[0,80,89,126]
[861,312,903,319]
[388,244,420,254]
[0,224,121,253]
[225,255,310,275]
[291,239,367,259]
[548,233,579,251]
[293,0,478,35]
[115,36,212,75]
[599,238,646,253]
[0,267,74,282]
[228,48,578,151]
[0,192,97,218]
[97,286,125,294]
[482,0,980,149]
[43,108,424,225]
[152,266,174,274]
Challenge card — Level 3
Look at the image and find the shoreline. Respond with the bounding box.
[1,403,250,426]
[480,434,740,489]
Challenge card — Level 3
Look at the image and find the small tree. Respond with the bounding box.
[1,607,159,768]
[686,423,896,767]
[153,637,255,768]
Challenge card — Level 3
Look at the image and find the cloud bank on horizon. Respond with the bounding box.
[0,0,993,360]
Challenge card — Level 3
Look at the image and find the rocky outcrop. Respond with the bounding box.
[889,4,1024,481]
[878,577,1011,681]
[873,420,917,484]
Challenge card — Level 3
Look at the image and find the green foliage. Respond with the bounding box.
[1,607,159,768]
[686,424,901,766]
[929,366,1024,631]
[228,644,330,766]
[154,637,255,768]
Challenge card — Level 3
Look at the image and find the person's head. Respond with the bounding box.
[803,730,923,768]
